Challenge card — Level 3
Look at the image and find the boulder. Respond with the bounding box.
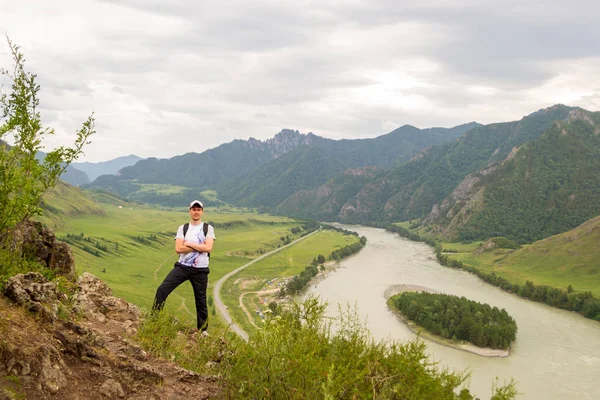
[6,220,75,278]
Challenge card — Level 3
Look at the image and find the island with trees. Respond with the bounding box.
[389,291,518,355]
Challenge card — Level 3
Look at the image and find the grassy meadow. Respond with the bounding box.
[433,216,600,297]
[136,183,190,194]
[443,229,600,297]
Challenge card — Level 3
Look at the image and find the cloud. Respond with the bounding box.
[0,0,599,162]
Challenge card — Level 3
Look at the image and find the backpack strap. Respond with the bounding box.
[203,223,211,259]
[183,223,190,237]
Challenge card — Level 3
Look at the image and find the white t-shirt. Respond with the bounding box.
[175,222,216,269]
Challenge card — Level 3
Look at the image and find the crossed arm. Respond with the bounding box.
[175,237,214,254]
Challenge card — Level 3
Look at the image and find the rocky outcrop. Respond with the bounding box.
[0,272,221,399]
[264,129,315,158]
[4,221,75,278]
[421,145,521,237]
[4,272,66,322]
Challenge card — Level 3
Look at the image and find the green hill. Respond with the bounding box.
[216,145,349,208]
[38,181,105,229]
[425,108,600,243]
[451,215,600,297]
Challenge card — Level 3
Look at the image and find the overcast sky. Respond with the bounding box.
[1,0,599,162]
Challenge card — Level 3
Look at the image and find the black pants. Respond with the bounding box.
[153,264,209,331]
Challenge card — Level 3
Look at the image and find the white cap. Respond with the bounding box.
[189,200,204,209]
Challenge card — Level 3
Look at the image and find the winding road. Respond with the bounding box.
[213,229,319,341]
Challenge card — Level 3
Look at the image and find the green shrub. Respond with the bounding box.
[490,237,520,250]
[0,247,55,290]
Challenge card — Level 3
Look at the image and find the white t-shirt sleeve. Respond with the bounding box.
[175,225,184,240]
[207,225,216,240]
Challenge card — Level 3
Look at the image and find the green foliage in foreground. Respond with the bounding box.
[391,292,517,350]
[138,297,517,400]
[0,247,55,291]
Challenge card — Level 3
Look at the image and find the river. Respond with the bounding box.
[306,226,600,400]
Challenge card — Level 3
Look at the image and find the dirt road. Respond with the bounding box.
[213,229,319,341]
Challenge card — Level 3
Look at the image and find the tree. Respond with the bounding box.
[567,284,574,294]
[0,38,94,243]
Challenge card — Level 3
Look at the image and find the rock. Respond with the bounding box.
[4,272,59,321]
[39,347,68,394]
[99,378,125,399]
[48,241,76,279]
[74,273,141,327]
[6,221,75,278]
[1,241,222,398]
[77,272,113,297]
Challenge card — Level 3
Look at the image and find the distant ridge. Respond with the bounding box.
[86,123,478,203]
[73,154,143,181]
[285,104,575,225]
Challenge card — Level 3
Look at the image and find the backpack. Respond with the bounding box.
[183,222,211,259]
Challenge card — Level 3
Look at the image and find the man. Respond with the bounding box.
[153,200,215,334]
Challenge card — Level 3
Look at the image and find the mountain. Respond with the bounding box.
[294,105,575,225]
[274,166,384,220]
[72,154,143,181]
[60,165,91,186]
[1,139,91,186]
[422,108,600,243]
[86,124,478,204]
[216,145,349,208]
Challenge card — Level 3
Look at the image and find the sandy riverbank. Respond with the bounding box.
[385,285,510,358]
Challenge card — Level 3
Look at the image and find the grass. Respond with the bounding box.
[200,190,218,201]
[439,241,482,253]
[135,183,190,194]
[453,246,600,297]
[396,219,600,298]
[38,182,106,230]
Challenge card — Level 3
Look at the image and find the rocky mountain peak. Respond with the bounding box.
[266,129,314,158]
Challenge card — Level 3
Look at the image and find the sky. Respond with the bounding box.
[1,0,599,162]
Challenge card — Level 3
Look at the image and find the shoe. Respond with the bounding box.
[200,330,209,337]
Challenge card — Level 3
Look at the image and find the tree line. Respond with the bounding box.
[391,292,517,350]
[280,229,367,296]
